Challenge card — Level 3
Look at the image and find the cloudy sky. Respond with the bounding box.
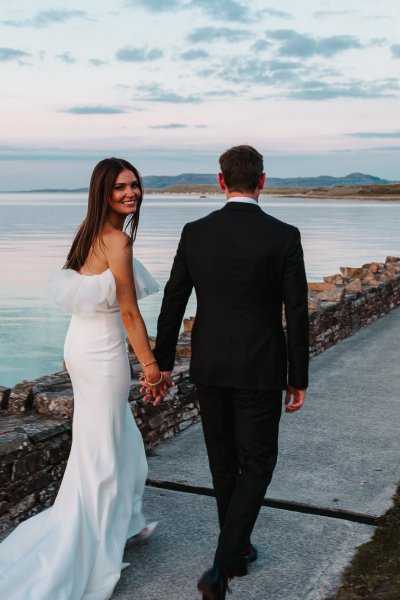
[0,0,399,189]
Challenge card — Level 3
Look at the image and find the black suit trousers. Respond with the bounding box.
[196,384,282,574]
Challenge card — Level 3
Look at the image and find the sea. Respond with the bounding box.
[0,192,399,388]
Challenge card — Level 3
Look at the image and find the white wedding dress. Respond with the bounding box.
[0,259,159,600]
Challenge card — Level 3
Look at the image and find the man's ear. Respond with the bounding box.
[218,173,226,190]
[258,173,266,190]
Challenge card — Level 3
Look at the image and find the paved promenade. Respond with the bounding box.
[115,307,400,600]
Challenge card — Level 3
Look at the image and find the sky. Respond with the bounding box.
[0,0,399,189]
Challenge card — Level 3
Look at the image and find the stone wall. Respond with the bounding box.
[1,256,399,532]
[307,256,400,356]
[0,414,72,532]
[0,346,198,533]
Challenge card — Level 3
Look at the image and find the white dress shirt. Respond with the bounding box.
[226,196,258,205]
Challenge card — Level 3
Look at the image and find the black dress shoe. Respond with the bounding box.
[232,544,258,577]
[197,566,229,600]
[243,543,258,565]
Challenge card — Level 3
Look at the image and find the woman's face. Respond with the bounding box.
[108,169,141,215]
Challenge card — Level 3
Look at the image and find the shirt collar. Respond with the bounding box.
[226,196,258,206]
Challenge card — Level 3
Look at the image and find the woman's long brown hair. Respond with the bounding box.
[64,158,143,271]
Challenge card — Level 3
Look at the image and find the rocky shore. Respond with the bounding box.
[1,256,400,532]
[145,183,400,200]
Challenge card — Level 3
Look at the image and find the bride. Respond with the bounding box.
[0,158,170,599]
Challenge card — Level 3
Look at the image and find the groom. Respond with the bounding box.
[153,145,309,599]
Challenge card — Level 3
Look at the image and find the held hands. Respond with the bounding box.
[139,367,173,407]
[285,385,306,413]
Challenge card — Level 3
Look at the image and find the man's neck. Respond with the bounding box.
[226,190,259,202]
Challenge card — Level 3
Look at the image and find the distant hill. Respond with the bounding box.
[10,172,396,193]
[265,172,395,188]
[144,173,217,189]
[13,187,89,193]
[143,172,395,189]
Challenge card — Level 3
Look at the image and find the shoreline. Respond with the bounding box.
[270,193,400,201]
[144,184,400,201]
[2,183,400,201]
[144,190,400,201]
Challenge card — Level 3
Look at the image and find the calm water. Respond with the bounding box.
[0,192,399,387]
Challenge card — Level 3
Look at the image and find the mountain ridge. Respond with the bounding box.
[6,173,397,193]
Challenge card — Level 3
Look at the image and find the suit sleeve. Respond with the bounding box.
[153,225,194,371]
[283,228,309,389]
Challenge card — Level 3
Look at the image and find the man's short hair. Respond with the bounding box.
[219,145,264,193]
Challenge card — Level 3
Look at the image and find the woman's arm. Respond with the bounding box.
[103,230,168,402]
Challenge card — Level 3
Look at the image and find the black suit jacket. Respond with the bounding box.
[154,201,309,390]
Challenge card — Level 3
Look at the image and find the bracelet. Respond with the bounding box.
[142,359,157,367]
[144,373,163,387]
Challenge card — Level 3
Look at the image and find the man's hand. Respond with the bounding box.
[140,371,173,407]
[153,371,173,406]
[285,386,306,413]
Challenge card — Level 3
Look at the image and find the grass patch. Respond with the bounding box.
[326,484,400,600]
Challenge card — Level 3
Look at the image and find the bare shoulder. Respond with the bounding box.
[102,230,132,251]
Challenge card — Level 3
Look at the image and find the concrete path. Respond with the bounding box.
[115,307,400,599]
[1,309,399,599]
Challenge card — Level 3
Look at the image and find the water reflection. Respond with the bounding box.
[0,193,399,386]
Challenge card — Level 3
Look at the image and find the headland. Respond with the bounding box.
[145,182,400,200]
